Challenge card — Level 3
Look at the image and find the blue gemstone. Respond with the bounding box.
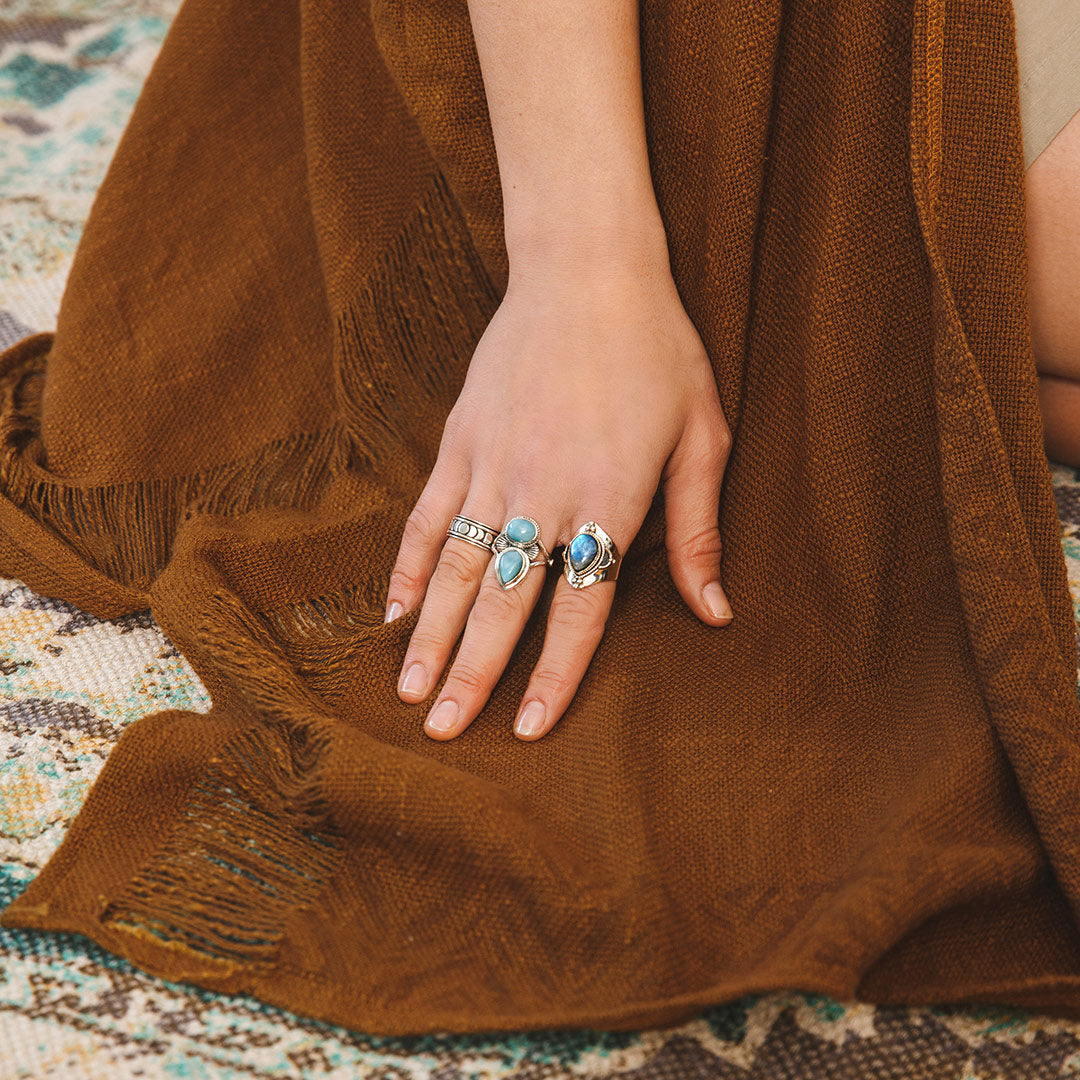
[505,517,538,545]
[568,532,600,572]
[496,548,525,586]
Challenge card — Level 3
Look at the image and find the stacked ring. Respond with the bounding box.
[491,515,552,590]
[563,521,621,588]
[446,514,499,551]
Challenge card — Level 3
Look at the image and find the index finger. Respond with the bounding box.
[512,527,623,740]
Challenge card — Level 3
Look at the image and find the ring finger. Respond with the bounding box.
[397,496,505,705]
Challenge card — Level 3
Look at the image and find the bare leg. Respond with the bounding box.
[1026,107,1080,465]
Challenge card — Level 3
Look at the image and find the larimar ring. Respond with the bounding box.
[491,515,553,590]
[563,521,621,588]
[446,514,499,552]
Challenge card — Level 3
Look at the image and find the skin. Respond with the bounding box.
[1028,107,1080,465]
[382,0,734,742]
[382,4,1080,743]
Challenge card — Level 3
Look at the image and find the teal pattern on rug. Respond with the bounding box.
[6,3,1080,1077]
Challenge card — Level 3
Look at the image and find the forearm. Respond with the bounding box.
[465,0,669,271]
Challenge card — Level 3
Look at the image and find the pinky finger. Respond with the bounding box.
[513,577,614,740]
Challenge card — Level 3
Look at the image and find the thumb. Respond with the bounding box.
[662,413,734,625]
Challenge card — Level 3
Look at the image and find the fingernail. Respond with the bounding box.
[703,582,733,621]
[384,600,404,623]
[426,699,459,733]
[399,662,428,698]
[515,700,546,738]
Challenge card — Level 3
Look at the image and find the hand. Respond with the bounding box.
[384,248,734,741]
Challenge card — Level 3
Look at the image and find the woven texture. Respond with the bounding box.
[4,0,1080,1050]
[7,555,1080,1078]
[15,13,1080,1077]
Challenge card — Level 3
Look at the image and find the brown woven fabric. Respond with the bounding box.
[2,0,1080,1037]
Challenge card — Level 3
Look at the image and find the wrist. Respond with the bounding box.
[503,187,671,280]
[503,168,665,261]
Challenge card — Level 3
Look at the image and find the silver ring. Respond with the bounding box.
[446,514,499,551]
[491,515,552,590]
[563,521,621,588]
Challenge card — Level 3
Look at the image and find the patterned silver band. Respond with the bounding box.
[446,514,499,551]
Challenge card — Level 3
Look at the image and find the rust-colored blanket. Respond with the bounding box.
[3,0,1080,1036]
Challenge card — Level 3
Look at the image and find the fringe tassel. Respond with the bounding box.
[101,722,341,970]
[254,584,397,708]
[197,579,392,773]
[0,168,497,592]
[101,576,345,967]
[0,169,501,971]
[335,169,501,477]
[0,338,351,593]
[259,581,386,641]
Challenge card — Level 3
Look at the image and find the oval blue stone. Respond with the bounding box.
[505,516,538,544]
[496,548,525,586]
[568,532,600,572]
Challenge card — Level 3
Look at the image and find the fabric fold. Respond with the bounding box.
[909,0,1080,923]
[4,0,1080,1037]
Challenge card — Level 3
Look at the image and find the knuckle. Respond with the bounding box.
[403,627,447,659]
[434,544,483,590]
[701,444,728,479]
[445,660,492,699]
[388,565,425,596]
[529,666,580,701]
[698,418,732,470]
[473,579,532,622]
[401,500,444,550]
[713,419,733,458]
[668,523,723,564]
[439,408,470,450]
[547,589,605,637]
[511,461,548,499]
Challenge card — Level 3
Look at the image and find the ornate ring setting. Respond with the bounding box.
[563,521,621,588]
[491,515,552,590]
[446,514,499,552]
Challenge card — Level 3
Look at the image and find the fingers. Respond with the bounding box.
[513,573,614,740]
[422,529,551,740]
[397,497,504,706]
[393,410,733,743]
[395,443,731,743]
[662,409,734,626]
[384,455,470,623]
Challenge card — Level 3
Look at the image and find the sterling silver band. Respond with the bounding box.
[563,521,621,588]
[446,514,499,552]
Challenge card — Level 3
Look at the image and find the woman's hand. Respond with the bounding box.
[383,0,734,740]
[384,241,734,741]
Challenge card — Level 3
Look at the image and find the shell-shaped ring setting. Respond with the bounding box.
[491,515,553,590]
[446,514,499,552]
[563,521,621,588]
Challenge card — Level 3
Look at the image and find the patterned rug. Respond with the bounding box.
[5,4,1080,1077]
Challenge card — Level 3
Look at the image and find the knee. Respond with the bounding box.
[1025,109,1080,380]
[1038,372,1080,467]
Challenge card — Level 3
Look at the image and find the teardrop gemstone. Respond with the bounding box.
[568,532,600,572]
[505,516,538,545]
[496,548,526,587]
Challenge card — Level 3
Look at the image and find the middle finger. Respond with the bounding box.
[423,511,558,739]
